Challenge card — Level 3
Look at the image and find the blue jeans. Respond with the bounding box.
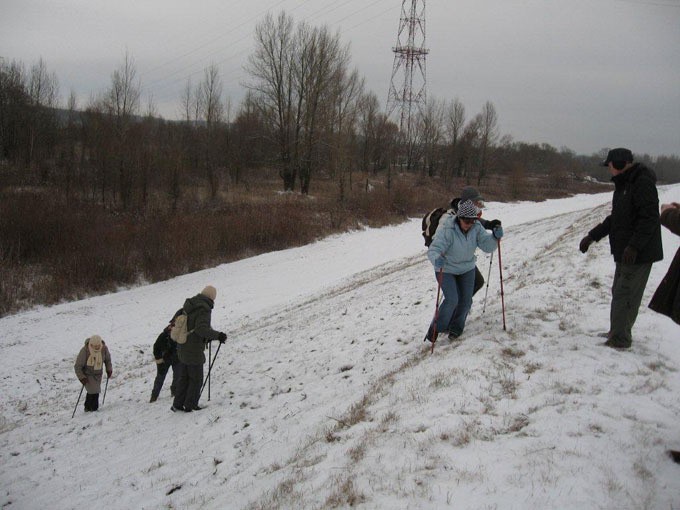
[431,269,475,336]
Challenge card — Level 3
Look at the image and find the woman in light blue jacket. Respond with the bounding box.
[426,200,503,342]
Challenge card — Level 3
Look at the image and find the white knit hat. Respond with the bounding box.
[201,285,217,301]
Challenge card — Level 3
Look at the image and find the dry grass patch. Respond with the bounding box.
[324,476,366,508]
[501,347,525,359]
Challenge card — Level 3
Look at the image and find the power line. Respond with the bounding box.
[612,0,680,6]
[144,0,398,111]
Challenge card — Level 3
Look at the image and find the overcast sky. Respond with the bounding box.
[2,0,679,157]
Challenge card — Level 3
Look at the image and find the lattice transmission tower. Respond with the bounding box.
[386,0,429,141]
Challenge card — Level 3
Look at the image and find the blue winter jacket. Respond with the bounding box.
[427,213,498,274]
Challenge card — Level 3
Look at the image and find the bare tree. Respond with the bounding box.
[245,12,352,194]
[358,91,379,173]
[27,58,59,171]
[198,64,224,198]
[325,66,364,197]
[107,51,140,129]
[418,96,445,178]
[245,11,296,190]
[61,89,79,198]
[104,51,141,208]
[444,98,466,184]
[457,115,482,180]
[0,58,28,162]
[476,100,498,184]
[296,23,350,193]
[199,65,224,127]
[179,78,197,123]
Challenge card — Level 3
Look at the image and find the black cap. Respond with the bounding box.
[601,148,633,167]
[460,186,483,202]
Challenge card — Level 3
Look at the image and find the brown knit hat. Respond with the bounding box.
[201,285,217,301]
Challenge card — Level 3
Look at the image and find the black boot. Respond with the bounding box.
[670,450,680,464]
[423,325,438,344]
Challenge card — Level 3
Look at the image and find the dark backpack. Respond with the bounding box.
[422,208,448,247]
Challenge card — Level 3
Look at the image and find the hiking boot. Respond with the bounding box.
[423,325,438,344]
[669,450,680,464]
[604,338,631,349]
[448,331,461,341]
[150,395,158,403]
[170,405,184,412]
[192,405,204,411]
[183,407,193,413]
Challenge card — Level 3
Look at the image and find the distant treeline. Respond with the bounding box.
[2,15,679,210]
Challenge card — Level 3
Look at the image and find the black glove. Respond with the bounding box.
[622,246,637,264]
[579,235,593,254]
[217,332,227,344]
[488,219,501,229]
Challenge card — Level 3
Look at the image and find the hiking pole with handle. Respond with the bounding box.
[208,342,211,401]
[72,384,85,419]
[430,268,444,354]
[200,341,222,400]
[482,252,494,314]
[498,239,507,331]
[102,375,109,406]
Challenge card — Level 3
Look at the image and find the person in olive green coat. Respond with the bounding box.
[171,286,227,413]
[74,335,112,412]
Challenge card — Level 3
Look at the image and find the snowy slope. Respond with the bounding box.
[1,187,679,510]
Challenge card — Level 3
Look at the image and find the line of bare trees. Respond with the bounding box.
[3,12,680,214]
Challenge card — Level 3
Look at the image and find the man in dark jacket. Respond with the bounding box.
[171,286,227,412]
[149,309,183,403]
[579,148,663,349]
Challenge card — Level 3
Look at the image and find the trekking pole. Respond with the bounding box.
[72,384,85,419]
[431,268,444,355]
[482,253,494,314]
[208,342,212,401]
[102,376,109,405]
[497,239,507,331]
[200,342,222,400]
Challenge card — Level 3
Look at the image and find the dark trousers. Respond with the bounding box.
[151,358,179,399]
[610,262,653,347]
[84,393,99,411]
[172,362,204,411]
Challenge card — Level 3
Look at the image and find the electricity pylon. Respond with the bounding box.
[386,0,429,143]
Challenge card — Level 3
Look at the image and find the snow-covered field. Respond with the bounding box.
[1,186,679,510]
